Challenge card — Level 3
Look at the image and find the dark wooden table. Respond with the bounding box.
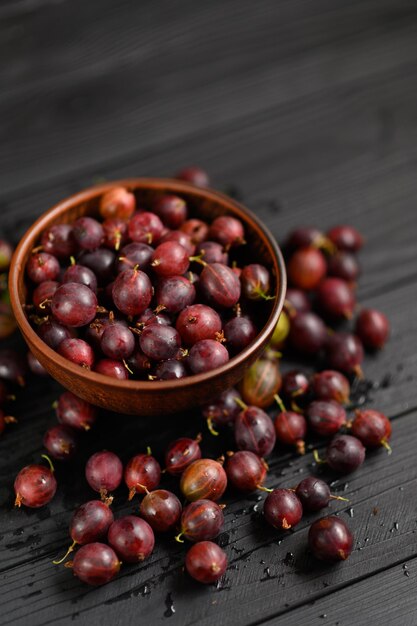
[2,1,417,624]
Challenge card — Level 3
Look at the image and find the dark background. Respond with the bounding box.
[1,1,417,625]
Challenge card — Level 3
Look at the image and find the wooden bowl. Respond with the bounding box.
[9,179,286,415]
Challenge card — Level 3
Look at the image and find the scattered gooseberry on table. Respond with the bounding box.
[327,225,363,252]
[124,451,161,500]
[273,395,307,454]
[55,391,97,431]
[165,435,202,476]
[350,409,391,451]
[225,451,268,492]
[281,370,310,401]
[289,312,328,355]
[306,400,347,437]
[315,277,356,320]
[176,166,210,188]
[43,424,78,461]
[284,288,311,313]
[180,458,227,502]
[176,499,224,542]
[14,455,57,508]
[355,308,389,350]
[71,542,120,586]
[240,358,282,409]
[234,400,276,457]
[295,476,348,512]
[27,351,48,376]
[308,516,354,562]
[108,516,155,563]
[85,451,123,500]
[185,541,228,584]
[263,488,303,530]
[139,490,182,533]
[311,370,350,404]
[287,247,327,291]
[316,434,366,474]
[202,387,242,432]
[327,251,360,282]
[53,499,114,564]
[0,239,14,270]
[270,310,290,347]
[325,332,364,376]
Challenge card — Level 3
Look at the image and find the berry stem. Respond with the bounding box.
[381,438,392,455]
[274,394,286,413]
[313,449,326,465]
[123,359,134,375]
[53,540,77,565]
[234,397,247,410]
[41,454,55,473]
[206,417,219,436]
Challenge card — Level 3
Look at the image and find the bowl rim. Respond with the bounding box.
[9,178,287,392]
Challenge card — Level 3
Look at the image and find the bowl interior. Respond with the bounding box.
[10,179,286,413]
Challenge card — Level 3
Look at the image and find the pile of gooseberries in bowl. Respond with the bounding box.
[9,178,285,415]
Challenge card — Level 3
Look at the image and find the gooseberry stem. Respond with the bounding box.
[206,417,219,437]
[381,438,392,455]
[53,540,77,565]
[41,454,55,473]
[189,254,206,266]
[313,449,326,465]
[274,394,286,413]
[175,532,184,543]
[234,397,247,410]
[123,359,134,375]
[253,286,275,301]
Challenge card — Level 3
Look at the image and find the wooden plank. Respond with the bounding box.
[2,0,414,90]
[1,406,417,625]
[2,69,417,299]
[1,3,417,195]
[266,557,417,626]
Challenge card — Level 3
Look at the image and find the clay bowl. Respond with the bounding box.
[9,178,286,415]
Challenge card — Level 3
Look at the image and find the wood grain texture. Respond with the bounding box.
[1,0,417,624]
[1,0,417,195]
